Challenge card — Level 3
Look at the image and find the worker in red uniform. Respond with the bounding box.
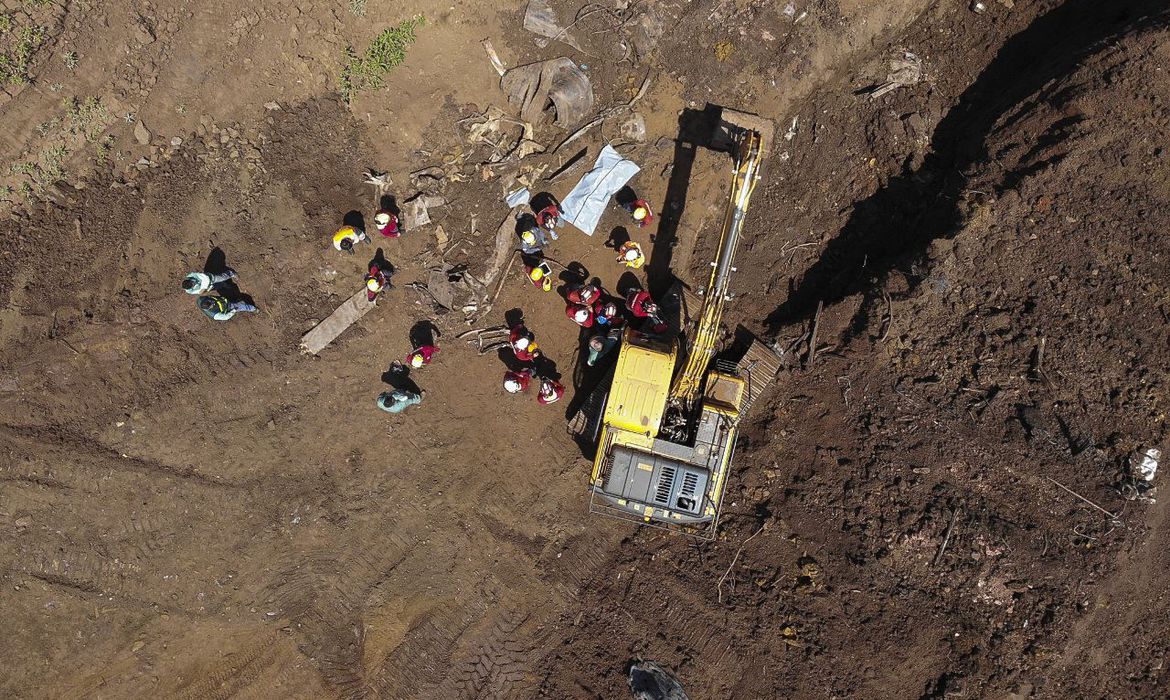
[537,378,565,405]
[509,324,542,362]
[524,259,554,292]
[567,303,595,328]
[622,197,654,228]
[593,299,622,327]
[365,262,392,302]
[373,210,401,238]
[626,289,667,333]
[566,283,600,306]
[535,201,561,241]
[503,368,535,394]
[406,344,439,369]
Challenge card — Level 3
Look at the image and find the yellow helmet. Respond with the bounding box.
[633,206,649,221]
[366,277,382,292]
[529,266,545,281]
[409,353,425,368]
[521,230,537,245]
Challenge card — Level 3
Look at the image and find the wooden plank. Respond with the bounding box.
[299,289,375,355]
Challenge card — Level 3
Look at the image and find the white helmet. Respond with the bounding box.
[573,307,591,323]
[624,247,640,261]
[514,336,530,350]
[504,378,523,393]
[374,212,392,226]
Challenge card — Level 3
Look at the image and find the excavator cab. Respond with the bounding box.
[587,107,780,539]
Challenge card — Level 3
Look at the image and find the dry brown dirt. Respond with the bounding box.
[2,0,1170,698]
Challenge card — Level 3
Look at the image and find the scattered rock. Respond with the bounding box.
[131,640,145,652]
[170,136,183,147]
[14,515,32,528]
[264,101,281,111]
[134,120,151,145]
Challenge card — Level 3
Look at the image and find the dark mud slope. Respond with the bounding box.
[536,5,1170,700]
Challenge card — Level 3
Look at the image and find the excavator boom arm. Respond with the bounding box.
[669,130,764,404]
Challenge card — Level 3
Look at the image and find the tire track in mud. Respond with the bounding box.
[363,602,487,700]
[0,422,253,489]
[261,527,423,699]
[440,611,535,700]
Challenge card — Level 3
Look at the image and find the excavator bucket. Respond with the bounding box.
[710,108,775,154]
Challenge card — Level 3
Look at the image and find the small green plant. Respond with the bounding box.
[175,103,187,114]
[349,0,367,16]
[340,15,424,101]
[0,14,12,33]
[63,51,78,69]
[95,135,113,164]
[23,0,54,7]
[18,182,33,199]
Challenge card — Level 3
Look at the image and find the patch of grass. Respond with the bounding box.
[340,15,424,102]
[60,95,108,141]
[63,50,77,69]
[349,0,367,17]
[0,14,12,33]
[0,24,47,84]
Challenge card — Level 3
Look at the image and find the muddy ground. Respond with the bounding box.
[2,0,1170,698]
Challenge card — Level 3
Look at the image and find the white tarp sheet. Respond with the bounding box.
[560,145,639,236]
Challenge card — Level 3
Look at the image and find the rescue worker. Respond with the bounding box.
[566,283,600,306]
[182,269,237,295]
[622,197,654,228]
[365,262,391,302]
[616,240,646,269]
[626,289,667,333]
[585,330,621,367]
[534,202,561,240]
[593,300,621,327]
[524,259,554,292]
[503,368,535,394]
[332,225,368,254]
[197,295,258,321]
[406,344,439,369]
[537,378,565,405]
[509,325,541,362]
[373,210,401,238]
[376,388,423,413]
[517,226,548,255]
[567,303,595,328]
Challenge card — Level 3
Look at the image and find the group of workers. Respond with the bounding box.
[179,182,661,417]
[503,189,668,402]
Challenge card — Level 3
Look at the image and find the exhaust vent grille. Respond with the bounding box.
[654,466,677,505]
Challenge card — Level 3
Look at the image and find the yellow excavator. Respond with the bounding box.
[587,109,780,538]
